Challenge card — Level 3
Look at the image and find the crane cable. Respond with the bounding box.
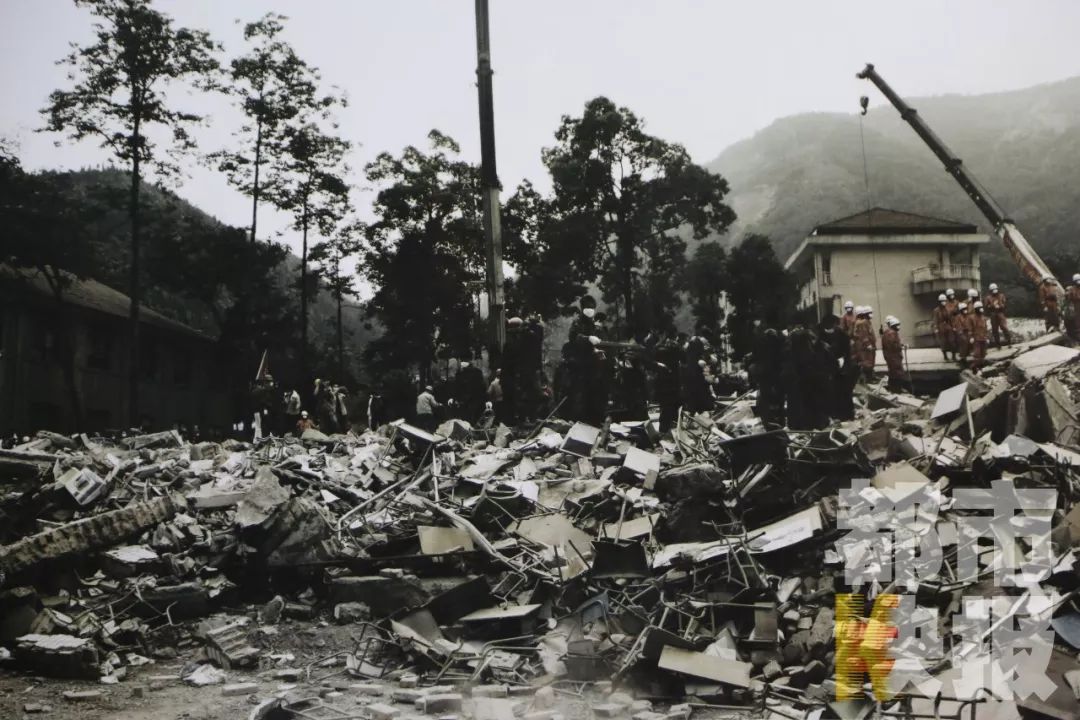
[859,112,885,329]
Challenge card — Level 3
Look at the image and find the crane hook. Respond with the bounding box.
[859,96,869,116]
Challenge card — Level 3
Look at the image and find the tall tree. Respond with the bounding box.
[209,12,336,243]
[726,234,795,359]
[2,149,105,430]
[539,97,736,336]
[685,241,728,342]
[361,130,485,379]
[310,220,361,381]
[40,0,219,425]
[267,120,350,380]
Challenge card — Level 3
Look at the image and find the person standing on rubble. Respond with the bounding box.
[315,379,338,434]
[852,306,877,383]
[821,315,856,420]
[415,384,441,431]
[968,301,990,372]
[295,410,315,435]
[518,316,545,421]
[654,336,683,432]
[453,357,486,423]
[882,316,909,393]
[840,301,857,337]
[983,283,1011,347]
[783,327,815,428]
[487,369,504,421]
[932,294,953,361]
[754,328,786,428]
[567,299,601,422]
[500,317,524,425]
[1068,274,1080,340]
[1039,276,1062,332]
[283,387,302,434]
[954,302,971,365]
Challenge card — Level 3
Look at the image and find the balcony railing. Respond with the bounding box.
[911,264,978,284]
[820,270,832,287]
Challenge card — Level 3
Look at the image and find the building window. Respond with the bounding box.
[86,327,112,371]
[820,251,832,286]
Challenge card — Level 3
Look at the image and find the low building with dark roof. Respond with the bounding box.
[0,265,232,434]
[785,208,989,346]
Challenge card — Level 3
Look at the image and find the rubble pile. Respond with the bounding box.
[2,344,1080,719]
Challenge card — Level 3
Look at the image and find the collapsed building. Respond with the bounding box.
[1,336,1079,720]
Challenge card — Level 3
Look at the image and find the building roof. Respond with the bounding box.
[1,264,211,340]
[785,208,988,271]
[813,207,978,236]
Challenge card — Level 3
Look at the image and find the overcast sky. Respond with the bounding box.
[4,0,1080,259]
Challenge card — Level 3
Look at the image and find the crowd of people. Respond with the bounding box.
[242,275,1080,441]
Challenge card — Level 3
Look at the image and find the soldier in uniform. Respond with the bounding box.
[932,294,952,361]
[982,283,1011,347]
[882,316,908,392]
[968,301,990,372]
[840,300,857,337]
[954,302,971,365]
[851,306,877,382]
[654,337,683,432]
[1039,276,1061,332]
[1068,274,1080,340]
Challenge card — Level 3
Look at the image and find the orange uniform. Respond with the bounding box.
[840,311,857,337]
[882,327,904,380]
[932,304,952,359]
[1039,282,1061,331]
[852,317,877,378]
[983,291,1011,346]
[968,311,989,371]
[1067,284,1080,339]
[953,310,970,362]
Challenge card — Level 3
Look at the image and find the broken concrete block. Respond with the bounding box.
[62,689,104,702]
[593,704,626,718]
[471,685,509,698]
[334,602,372,623]
[415,693,463,713]
[184,663,227,686]
[204,620,260,668]
[368,702,402,720]
[0,496,175,576]
[329,576,428,616]
[532,686,556,709]
[392,689,424,704]
[223,682,260,696]
[59,466,106,505]
[15,633,100,679]
[236,466,289,528]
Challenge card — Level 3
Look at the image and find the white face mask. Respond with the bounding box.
[583,308,596,319]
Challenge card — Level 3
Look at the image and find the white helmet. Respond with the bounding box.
[887,316,900,328]
[1073,273,1080,284]
[583,307,596,319]
[937,293,947,302]
[865,305,873,315]
[967,288,978,298]
[959,302,968,311]
[989,283,999,292]
[854,305,866,315]
[843,300,854,311]
[1044,275,1054,283]
[973,301,984,310]
[946,288,955,298]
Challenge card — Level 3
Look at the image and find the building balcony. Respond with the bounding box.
[911,264,980,296]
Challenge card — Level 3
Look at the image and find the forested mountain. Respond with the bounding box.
[707,75,1080,307]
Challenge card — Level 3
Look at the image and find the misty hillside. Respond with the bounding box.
[707,75,1080,284]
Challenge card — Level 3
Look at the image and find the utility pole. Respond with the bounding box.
[474,0,505,365]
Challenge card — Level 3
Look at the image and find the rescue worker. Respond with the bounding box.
[518,316,545,421]
[1039,276,1061,332]
[487,370,504,421]
[654,337,683,432]
[932,294,952,361]
[283,388,302,433]
[566,300,599,421]
[295,410,315,435]
[500,317,524,425]
[840,300,857,337]
[453,358,487,423]
[966,288,979,304]
[415,384,441,432]
[969,301,990,372]
[983,283,1011,347]
[852,306,877,383]
[882,316,909,393]
[821,314,856,421]
[1068,274,1080,340]
[954,302,971,365]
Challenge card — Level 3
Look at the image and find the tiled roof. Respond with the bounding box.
[814,207,978,235]
[1,265,209,340]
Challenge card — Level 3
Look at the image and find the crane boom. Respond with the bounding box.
[856,63,1063,294]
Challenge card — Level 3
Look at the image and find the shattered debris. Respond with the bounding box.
[1,342,1080,719]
